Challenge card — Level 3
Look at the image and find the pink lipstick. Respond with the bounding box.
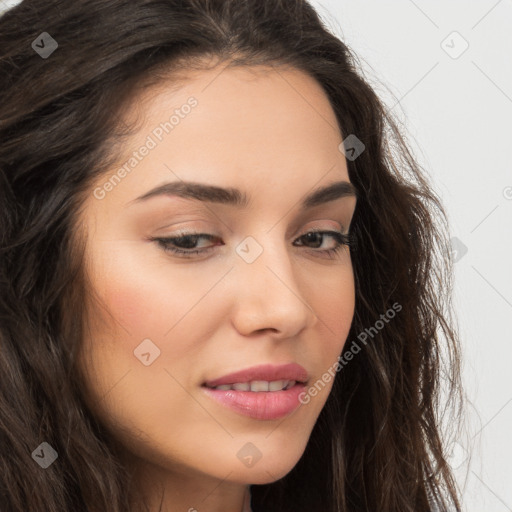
[201,363,309,420]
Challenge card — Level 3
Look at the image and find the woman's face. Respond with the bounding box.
[78,63,357,498]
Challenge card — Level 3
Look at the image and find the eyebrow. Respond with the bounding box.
[128,179,357,210]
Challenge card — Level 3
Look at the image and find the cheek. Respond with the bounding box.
[79,246,211,444]
[81,240,228,405]
[307,268,355,380]
[89,240,210,339]
[79,244,198,406]
[313,267,355,337]
[105,278,166,335]
[294,271,354,411]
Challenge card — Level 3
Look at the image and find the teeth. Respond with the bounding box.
[210,380,296,392]
[251,380,269,392]
[232,382,250,391]
[268,380,285,392]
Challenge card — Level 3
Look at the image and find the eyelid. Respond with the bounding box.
[156,224,348,241]
[299,225,347,235]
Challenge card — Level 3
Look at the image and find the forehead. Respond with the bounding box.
[126,63,342,134]
[92,64,350,209]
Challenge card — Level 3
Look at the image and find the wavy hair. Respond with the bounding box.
[0,0,463,510]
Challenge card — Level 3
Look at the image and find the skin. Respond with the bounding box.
[77,62,357,512]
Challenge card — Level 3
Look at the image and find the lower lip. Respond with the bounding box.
[201,382,306,420]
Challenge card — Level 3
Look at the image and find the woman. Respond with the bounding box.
[0,0,464,511]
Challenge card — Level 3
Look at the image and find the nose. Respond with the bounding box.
[229,238,318,339]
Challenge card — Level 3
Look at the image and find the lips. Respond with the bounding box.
[201,382,307,420]
[202,363,309,388]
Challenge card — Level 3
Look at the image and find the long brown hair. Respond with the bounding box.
[0,1,463,510]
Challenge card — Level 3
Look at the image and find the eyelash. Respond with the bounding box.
[151,228,355,260]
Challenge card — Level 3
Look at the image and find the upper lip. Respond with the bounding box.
[202,363,309,388]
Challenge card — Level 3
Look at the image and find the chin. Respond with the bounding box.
[247,463,298,485]
[219,446,306,485]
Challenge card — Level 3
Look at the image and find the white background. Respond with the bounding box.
[2,0,511,510]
